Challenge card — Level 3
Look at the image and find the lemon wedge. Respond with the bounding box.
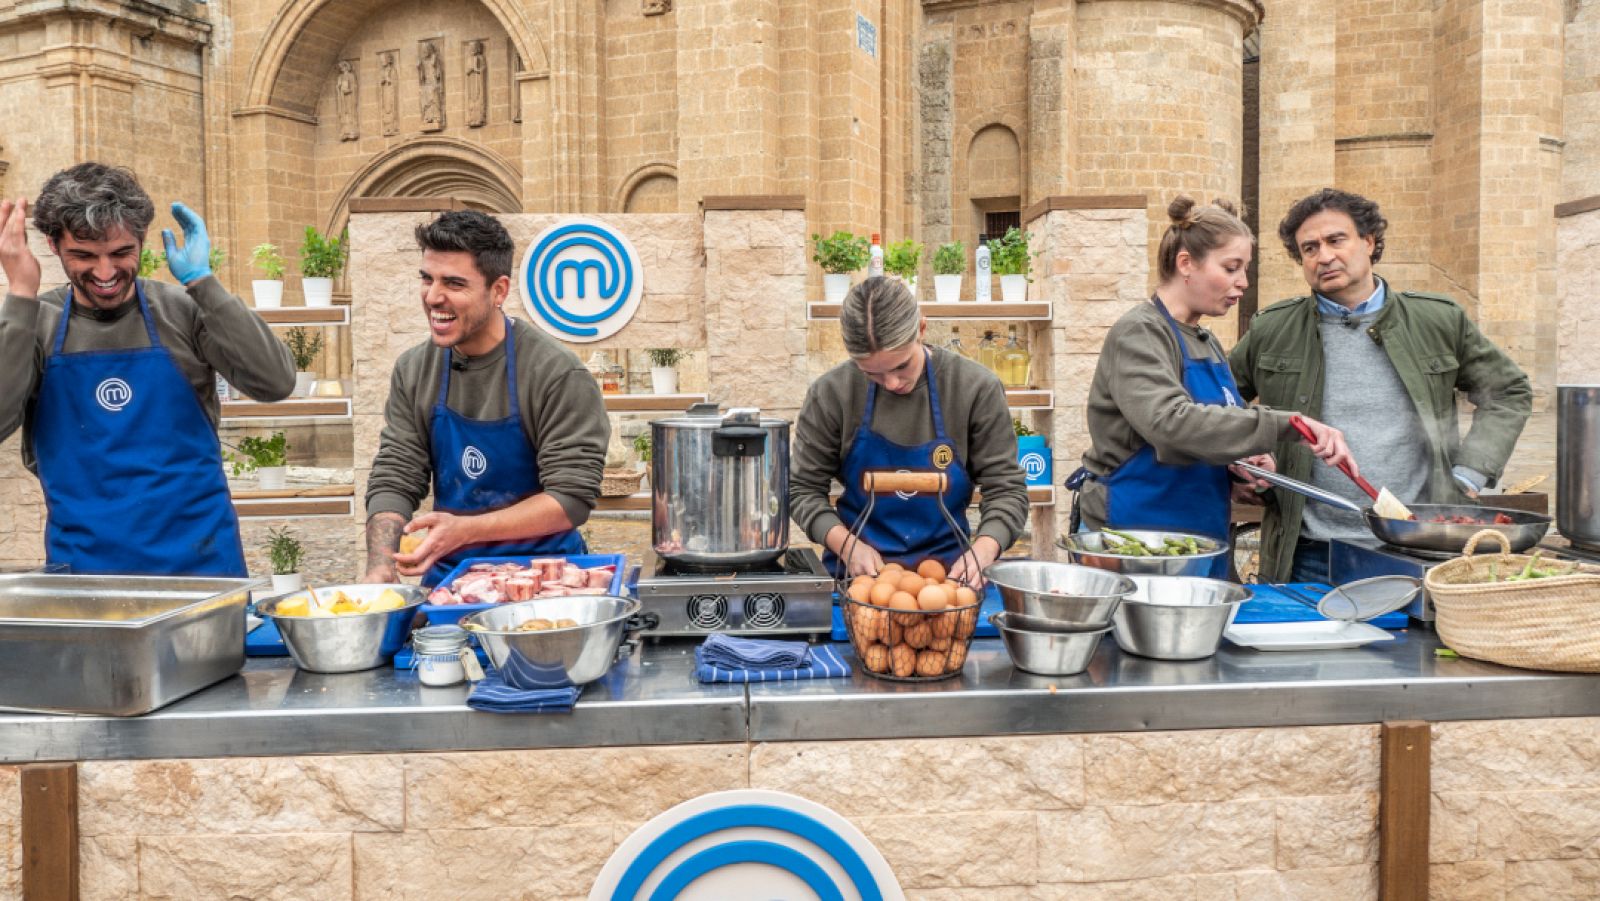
[367,589,407,612]
[1373,486,1415,521]
[275,595,311,617]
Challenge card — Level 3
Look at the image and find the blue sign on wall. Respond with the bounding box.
[517,218,645,343]
[856,13,877,58]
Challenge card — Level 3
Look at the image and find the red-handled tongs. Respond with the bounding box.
[1289,414,1379,500]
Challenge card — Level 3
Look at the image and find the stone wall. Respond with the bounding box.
[1557,206,1600,385]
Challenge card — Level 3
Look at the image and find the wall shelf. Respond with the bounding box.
[232,484,354,519]
[1005,389,1053,410]
[808,301,1052,321]
[595,491,652,512]
[221,398,353,423]
[250,307,349,326]
[603,393,707,413]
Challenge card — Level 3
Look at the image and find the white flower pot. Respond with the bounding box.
[270,572,304,594]
[890,274,917,299]
[934,274,962,304]
[252,280,283,309]
[301,277,334,308]
[293,371,315,398]
[257,466,287,490]
[650,366,678,396]
[1000,274,1028,304]
[823,273,852,304]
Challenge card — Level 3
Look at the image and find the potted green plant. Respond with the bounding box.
[283,326,325,398]
[645,348,685,396]
[883,239,923,298]
[298,226,347,308]
[812,231,871,304]
[137,248,165,280]
[933,241,965,304]
[988,227,1035,303]
[250,243,286,308]
[226,431,289,490]
[266,525,304,593]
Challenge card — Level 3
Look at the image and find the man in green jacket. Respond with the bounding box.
[1230,188,1532,583]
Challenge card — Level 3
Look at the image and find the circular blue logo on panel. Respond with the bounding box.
[518,218,644,343]
[1021,451,1048,480]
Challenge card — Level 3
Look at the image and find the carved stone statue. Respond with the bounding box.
[378,51,399,136]
[418,40,444,131]
[643,0,671,15]
[335,60,358,141]
[465,40,487,128]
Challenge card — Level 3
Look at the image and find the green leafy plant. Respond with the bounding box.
[1013,417,1035,438]
[251,243,286,280]
[811,231,871,275]
[209,246,227,272]
[299,226,347,279]
[225,431,288,476]
[266,525,303,575]
[645,348,685,368]
[632,432,652,464]
[883,239,923,280]
[988,227,1036,280]
[283,327,324,371]
[933,241,966,276]
[138,249,165,278]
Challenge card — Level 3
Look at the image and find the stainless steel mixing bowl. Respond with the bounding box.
[461,595,653,689]
[257,584,425,674]
[1058,530,1230,577]
[991,612,1109,676]
[1111,576,1251,661]
[985,560,1136,628]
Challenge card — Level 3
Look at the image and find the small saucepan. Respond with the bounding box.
[1233,461,1551,555]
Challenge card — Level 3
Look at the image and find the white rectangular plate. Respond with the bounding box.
[1224,620,1396,651]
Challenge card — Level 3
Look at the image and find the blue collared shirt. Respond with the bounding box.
[1315,279,1386,321]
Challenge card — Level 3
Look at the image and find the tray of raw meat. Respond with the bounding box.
[420,554,626,625]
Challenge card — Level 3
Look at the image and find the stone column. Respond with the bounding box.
[675,0,784,203]
[701,198,809,422]
[1557,200,1600,384]
[1027,2,1074,202]
[919,26,955,249]
[1029,197,1150,543]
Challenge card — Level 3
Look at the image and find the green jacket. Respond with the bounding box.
[1229,284,1532,583]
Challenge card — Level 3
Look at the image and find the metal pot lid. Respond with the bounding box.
[1316,575,1421,623]
[651,403,789,429]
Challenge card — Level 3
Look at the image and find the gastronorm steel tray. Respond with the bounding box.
[0,573,262,716]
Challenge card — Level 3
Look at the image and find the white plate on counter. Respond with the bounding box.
[1224,620,1396,651]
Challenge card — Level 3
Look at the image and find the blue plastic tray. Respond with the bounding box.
[420,553,627,625]
[245,616,289,656]
[1236,582,1409,630]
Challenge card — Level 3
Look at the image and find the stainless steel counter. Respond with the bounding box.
[4,630,1600,762]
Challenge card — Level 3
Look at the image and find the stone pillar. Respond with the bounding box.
[816,0,883,236]
[1027,3,1074,203]
[549,0,603,211]
[1557,200,1600,384]
[1255,0,1336,308]
[919,27,955,250]
[702,198,809,422]
[676,0,784,203]
[1070,0,1257,335]
[1029,197,1150,542]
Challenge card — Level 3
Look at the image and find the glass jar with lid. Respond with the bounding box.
[411,625,470,687]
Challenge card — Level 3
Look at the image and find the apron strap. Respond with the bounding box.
[54,280,160,356]
[922,347,950,442]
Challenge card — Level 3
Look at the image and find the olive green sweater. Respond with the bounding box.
[365,317,609,528]
[0,277,296,473]
[1079,299,1293,530]
[789,345,1029,551]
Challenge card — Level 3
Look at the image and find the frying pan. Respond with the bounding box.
[1232,461,1552,555]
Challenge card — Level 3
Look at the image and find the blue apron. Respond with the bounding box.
[424,320,585,586]
[828,348,974,576]
[1090,297,1238,579]
[33,281,246,577]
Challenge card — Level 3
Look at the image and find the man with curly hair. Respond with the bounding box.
[1230,188,1532,583]
[0,163,295,576]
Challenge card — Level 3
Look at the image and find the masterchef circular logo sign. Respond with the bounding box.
[518,218,643,343]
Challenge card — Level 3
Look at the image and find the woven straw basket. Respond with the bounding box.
[599,468,645,498]
[1424,530,1600,672]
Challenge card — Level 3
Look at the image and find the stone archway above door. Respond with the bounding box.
[329,136,524,235]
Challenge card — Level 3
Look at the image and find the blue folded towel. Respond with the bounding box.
[699,633,813,669]
[695,642,851,683]
[467,667,582,713]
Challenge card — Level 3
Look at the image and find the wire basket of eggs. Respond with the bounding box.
[840,558,982,681]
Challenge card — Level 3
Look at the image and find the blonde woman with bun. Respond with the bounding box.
[1066,196,1355,579]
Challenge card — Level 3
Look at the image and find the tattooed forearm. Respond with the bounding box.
[365,511,406,576]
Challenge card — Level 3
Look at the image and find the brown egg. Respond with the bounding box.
[889,590,919,612]
[916,559,946,582]
[916,649,948,678]
[868,581,897,607]
[851,574,874,592]
[878,563,905,579]
[931,611,957,639]
[904,621,932,649]
[898,573,926,597]
[954,586,979,608]
[862,643,891,673]
[846,581,872,604]
[890,643,917,678]
[916,584,949,611]
[945,642,969,673]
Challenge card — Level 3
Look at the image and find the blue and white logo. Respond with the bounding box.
[519,218,644,343]
[1021,451,1048,481]
[591,789,904,900]
[461,445,488,480]
[95,378,133,412]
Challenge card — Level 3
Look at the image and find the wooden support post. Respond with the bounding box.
[1380,721,1430,901]
[21,763,78,901]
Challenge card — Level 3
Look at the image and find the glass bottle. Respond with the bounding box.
[868,233,884,278]
[974,233,992,303]
[975,330,998,374]
[945,326,969,359]
[996,325,1031,389]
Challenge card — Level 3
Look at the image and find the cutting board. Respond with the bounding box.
[1236,583,1408,630]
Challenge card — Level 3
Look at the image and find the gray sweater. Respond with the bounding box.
[365,317,609,528]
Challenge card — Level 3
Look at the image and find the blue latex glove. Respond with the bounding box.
[161,201,212,285]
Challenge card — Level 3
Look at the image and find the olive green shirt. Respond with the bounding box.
[789,345,1029,552]
[365,317,609,528]
[1078,300,1293,530]
[0,277,296,473]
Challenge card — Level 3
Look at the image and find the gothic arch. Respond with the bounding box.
[613,162,680,213]
[242,0,548,116]
[328,137,524,233]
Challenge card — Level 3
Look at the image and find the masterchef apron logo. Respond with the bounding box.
[461,445,488,479]
[931,444,954,470]
[95,377,133,412]
[591,789,904,900]
[519,218,643,343]
[1021,451,1048,480]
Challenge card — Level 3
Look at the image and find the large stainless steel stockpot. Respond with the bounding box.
[651,404,790,568]
[1558,386,1600,550]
